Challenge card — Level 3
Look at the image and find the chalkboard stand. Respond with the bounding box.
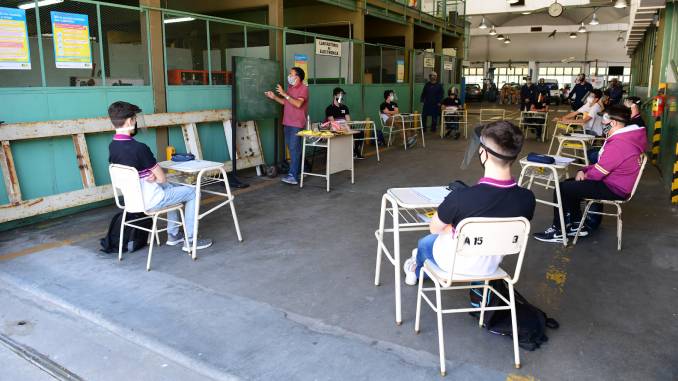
[229,56,249,189]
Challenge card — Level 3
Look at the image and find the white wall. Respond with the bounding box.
[469,31,631,64]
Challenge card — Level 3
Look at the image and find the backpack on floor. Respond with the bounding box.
[469,280,559,351]
[100,212,151,254]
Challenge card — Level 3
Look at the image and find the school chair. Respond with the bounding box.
[439,108,468,139]
[109,164,188,271]
[414,217,531,374]
[573,153,648,251]
[519,111,548,142]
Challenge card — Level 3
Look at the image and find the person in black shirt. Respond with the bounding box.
[441,89,462,139]
[403,121,536,284]
[520,79,537,111]
[420,71,444,132]
[526,94,549,139]
[380,90,416,148]
[567,74,594,111]
[107,101,212,251]
[325,87,363,159]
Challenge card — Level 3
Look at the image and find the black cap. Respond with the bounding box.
[108,101,141,128]
[598,104,631,124]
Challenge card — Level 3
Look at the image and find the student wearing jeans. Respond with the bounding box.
[533,105,647,242]
[107,101,212,251]
[403,121,536,284]
[265,67,309,185]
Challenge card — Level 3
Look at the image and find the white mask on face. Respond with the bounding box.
[587,96,595,104]
[287,75,296,85]
[336,94,343,104]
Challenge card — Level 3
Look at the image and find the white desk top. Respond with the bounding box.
[387,186,448,208]
[159,159,224,173]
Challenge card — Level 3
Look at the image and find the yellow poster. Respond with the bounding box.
[396,58,405,83]
[0,7,31,70]
[293,54,308,85]
[51,11,92,69]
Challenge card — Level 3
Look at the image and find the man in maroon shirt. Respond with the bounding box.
[265,67,309,185]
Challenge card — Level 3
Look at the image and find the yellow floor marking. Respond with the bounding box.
[0,230,106,261]
[506,374,539,381]
[535,247,572,311]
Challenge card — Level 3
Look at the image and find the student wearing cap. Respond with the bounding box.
[325,87,364,159]
[420,71,444,133]
[381,89,416,148]
[403,121,536,284]
[441,89,463,139]
[534,105,647,242]
[107,101,213,251]
[624,96,646,127]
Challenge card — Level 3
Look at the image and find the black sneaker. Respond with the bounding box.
[566,224,590,237]
[406,136,417,148]
[533,226,564,243]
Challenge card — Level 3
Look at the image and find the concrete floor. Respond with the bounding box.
[1,102,677,380]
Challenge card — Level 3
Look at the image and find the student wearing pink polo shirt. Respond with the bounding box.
[265,67,309,185]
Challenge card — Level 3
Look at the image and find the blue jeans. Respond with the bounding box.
[284,125,303,180]
[415,233,439,278]
[153,183,196,240]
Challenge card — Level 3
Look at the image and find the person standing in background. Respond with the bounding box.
[420,72,444,133]
[265,67,308,185]
[520,78,537,111]
[607,78,623,106]
[568,74,594,111]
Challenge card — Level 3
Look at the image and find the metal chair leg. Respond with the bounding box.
[146,215,158,271]
[118,210,127,261]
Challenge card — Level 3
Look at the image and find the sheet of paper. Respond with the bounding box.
[167,160,223,172]
[550,155,576,165]
[412,187,450,204]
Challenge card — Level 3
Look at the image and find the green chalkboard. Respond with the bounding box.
[233,56,280,121]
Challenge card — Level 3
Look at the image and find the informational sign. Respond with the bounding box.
[0,7,31,70]
[293,54,308,85]
[51,11,92,69]
[396,59,405,83]
[315,38,341,57]
[423,56,435,68]
[589,75,605,89]
[443,61,454,71]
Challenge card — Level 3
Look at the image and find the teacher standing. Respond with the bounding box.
[265,67,308,185]
[420,71,444,133]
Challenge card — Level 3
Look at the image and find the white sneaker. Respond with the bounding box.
[403,249,418,286]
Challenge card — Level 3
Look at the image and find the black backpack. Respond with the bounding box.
[470,280,559,351]
[100,212,152,254]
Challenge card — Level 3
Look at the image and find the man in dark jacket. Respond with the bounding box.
[607,78,623,105]
[520,78,537,111]
[567,73,594,110]
[420,71,444,133]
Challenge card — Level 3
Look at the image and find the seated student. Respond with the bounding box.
[526,93,549,139]
[624,96,646,128]
[325,87,364,159]
[403,121,536,284]
[557,89,604,136]
[107,101,212,251]
[533,105,647,242]
[441,89,462,139]
[380,90,416,148]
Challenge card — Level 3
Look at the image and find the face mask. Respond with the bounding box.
[587,96,595,104]
[623,101,633,108]
[287,75,296,86]
[335,94,343,104]
[477,149,488,170]
[130,122,138,137]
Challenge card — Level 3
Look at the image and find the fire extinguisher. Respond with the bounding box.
[652,91,666,118]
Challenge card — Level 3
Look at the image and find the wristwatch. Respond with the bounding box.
[285,95,290,100]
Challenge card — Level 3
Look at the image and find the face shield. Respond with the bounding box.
[390,92,398,102]
[115,112,148,137]
[335,92,346,104]
[460,125,520,170]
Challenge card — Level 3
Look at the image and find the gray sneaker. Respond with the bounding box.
[166,233,184,246]
[182,238,214,252]
[281,175,298,185]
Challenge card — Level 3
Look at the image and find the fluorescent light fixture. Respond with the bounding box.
[578,23,587,33]
[478,16,488,29]
[504,36,511,44]
[507,0,520,4]
[570,32,577,39]
[496,34,505,40]
[164,17,195,24]
[18,0,63,10]
[589,12,599,25]
[614,0,627,8]
[489,26,497,35]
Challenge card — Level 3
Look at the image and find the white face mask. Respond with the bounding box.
[287,75,296,86]
[335,94,343,104]
[587,96,595,104]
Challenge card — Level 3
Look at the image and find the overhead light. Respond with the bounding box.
[18,0,63,9]
[489,26,497,35]
[614,0,627,8]
[478,16,488,29]
[589,12,599,25]
[497,34,505,40]
[569,32,577,39]
[507,0,520,4]
[504,36,511,44]
[578,23,587,33]
[164,17,195,24]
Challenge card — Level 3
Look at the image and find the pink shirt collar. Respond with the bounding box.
[477,177,517,188]
[113,134,133,141]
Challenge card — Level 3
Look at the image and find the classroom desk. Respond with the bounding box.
[381,113,425,150]
[555,133,596,169]
[374,186,447,325]
[345,120,380,161]
[159,159,243,257]
[518,157,572,247]
[298,130,357,192]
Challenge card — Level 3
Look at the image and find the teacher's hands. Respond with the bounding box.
[275,84,286,97]
[264,91,275,100]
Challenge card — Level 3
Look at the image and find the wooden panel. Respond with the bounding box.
[72,133,96,188]
[0,185,111,224]
[0,141,21,205]
[181,123,203,160]
[0,109,232,141]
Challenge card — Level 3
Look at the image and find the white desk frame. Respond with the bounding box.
[299,132,356,192]
[346,120,380,161]
[439,108,468,139]
[374,187,445,325]
[518,158,571,246]
[381,113,425,150]
[159,160,243,257]
[555,134,595,169]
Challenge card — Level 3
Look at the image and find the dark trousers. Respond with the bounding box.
[422,109,440,131]
[520,101,531,111]
[553,179,624,227]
